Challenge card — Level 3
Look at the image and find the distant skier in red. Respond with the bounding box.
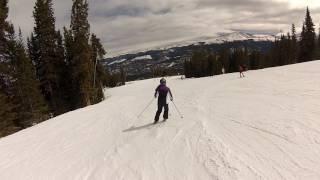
[239,64,246,78]
[154,78,173,124]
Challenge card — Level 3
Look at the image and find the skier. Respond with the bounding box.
[154,78,173,124]
[239,64,246,78]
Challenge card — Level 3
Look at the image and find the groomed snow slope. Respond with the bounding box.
[2,61,320,180]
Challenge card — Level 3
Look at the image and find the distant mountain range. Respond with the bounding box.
[102,32,275,80]
[168,32,275,47]
[107,32,275,58]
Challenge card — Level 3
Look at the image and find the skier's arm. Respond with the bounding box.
[154,86,159,98]
[169,88,173,101]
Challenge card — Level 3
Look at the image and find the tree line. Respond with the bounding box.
[185,7,320,78]
[0,0,118,137]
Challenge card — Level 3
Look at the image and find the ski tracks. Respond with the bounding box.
[174,86,243,179]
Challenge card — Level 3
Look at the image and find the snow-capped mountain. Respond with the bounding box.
[107,32,275,58]
[188,32,274,45]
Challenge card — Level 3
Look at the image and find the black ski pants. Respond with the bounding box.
[154,100,169,122]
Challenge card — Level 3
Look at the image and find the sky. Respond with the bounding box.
[7,0,320,57]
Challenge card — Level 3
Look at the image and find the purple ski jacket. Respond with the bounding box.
[154,84,173,103]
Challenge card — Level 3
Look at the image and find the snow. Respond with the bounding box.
[216,32,252,42]
[131,55,152,61]
[168,62,176,67]
[202,32,274,44]
[252,34,275,41]
[1,61,320,179]
[108,58,127,65]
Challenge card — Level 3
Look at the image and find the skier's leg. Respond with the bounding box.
[240,72,244,78]
[163,104,169,120]
[154,103,163,123]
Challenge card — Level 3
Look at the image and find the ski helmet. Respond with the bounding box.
[160,78,166,84]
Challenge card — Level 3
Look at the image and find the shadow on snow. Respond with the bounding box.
[123,121,165,133]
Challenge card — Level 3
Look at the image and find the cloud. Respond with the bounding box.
[7,0,320,57]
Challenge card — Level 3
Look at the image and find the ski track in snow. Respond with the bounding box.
[2,61,320,179]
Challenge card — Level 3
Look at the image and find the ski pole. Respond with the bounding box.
[137,98,155,118]
[171,100,184,119]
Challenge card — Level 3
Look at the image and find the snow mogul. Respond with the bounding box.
[154,78,173,123]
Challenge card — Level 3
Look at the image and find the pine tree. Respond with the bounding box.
[183,60,189,78]
[120,66,126,85]
[207,54,214,76]
[63,27,73,65]
[249,50,262,70]
[313,24,320,59]
[299,7,316,62]
[91,33,106,99]
[318,25,320,47]
[62,27,77,106]
[0,0,9,65]
[66,0,105,107]
[291,24,298,63]
[0,90,18,137]
[9,29,48,128]
[68,0,93,107]
[299,24,307,62]
[219,49,230,73]
[54,30,71,111]
[27,33,40,66]
[0,0,19,136]
[316,26,320,59]
[0,0,8,59]
[31,0,68,115]
[190,50,208,77]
